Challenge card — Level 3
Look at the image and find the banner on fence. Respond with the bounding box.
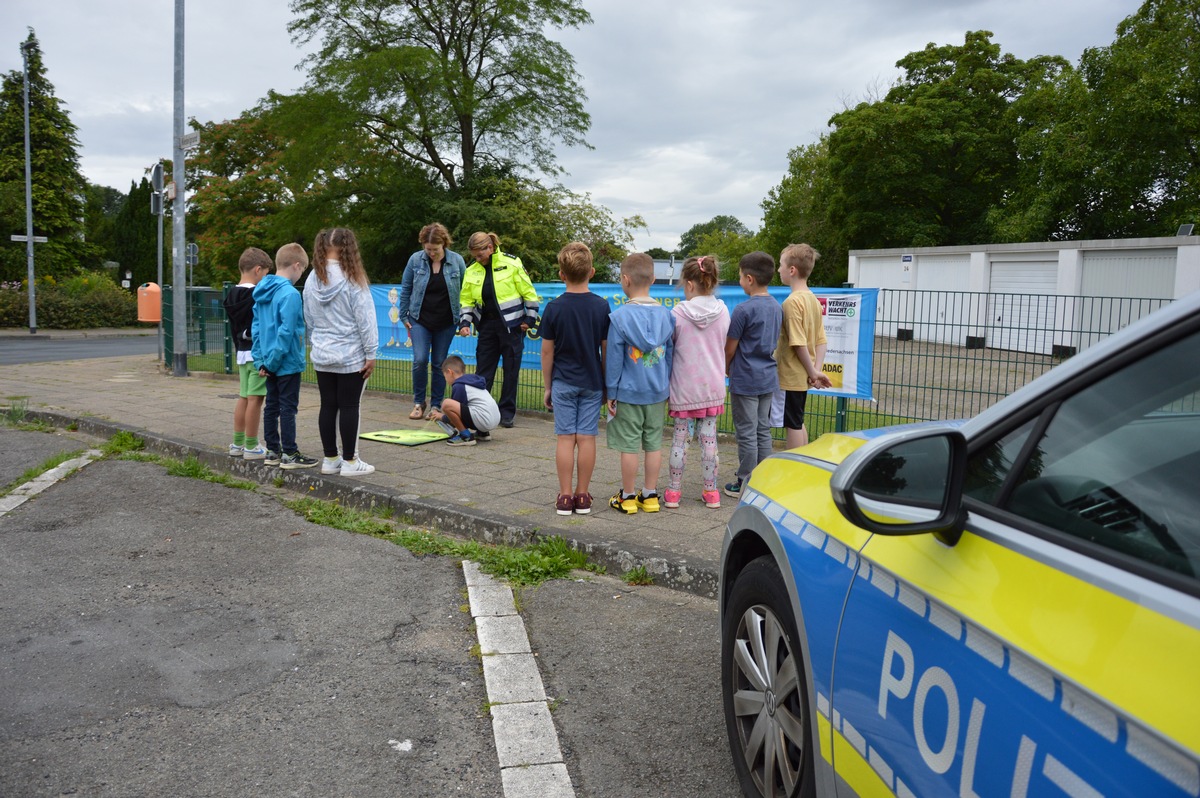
[370,283,877,400]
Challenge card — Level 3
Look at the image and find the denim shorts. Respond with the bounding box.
[551,381,603,436]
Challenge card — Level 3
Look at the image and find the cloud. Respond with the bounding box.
[3,0,1136,252]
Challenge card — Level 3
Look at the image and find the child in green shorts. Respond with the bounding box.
[223,247,271,459]
[604,253,675,514]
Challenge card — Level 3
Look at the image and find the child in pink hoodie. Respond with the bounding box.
[665,255,730,509]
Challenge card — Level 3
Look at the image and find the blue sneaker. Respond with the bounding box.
[446,430,476,447]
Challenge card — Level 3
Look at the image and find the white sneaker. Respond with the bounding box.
[340,458,375,477]
[228,444,244,457]
[321,456,343,475]
[243,445,267,460]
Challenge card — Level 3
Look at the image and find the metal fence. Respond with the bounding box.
[167,286,1174,439]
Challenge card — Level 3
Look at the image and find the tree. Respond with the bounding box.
[1075,0,1200,237]
[288,0,592,191]
[758,137,846,285]
[0,31,96,282]
[677,215,751,257]
[826,31,1068,250]
[435,166,643,281]
[109,178,163,290]
[83,182,125,264]
[645,247,671,260]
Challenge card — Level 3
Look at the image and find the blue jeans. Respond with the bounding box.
[263,372,301,454]
[410,322,456,408]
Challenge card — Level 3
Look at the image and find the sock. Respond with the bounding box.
[244,436,258,449]
[233,432,245,447]
[642,489,657,498]
[622,491,636,500]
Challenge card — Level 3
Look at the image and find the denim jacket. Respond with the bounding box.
[398,248,466,326]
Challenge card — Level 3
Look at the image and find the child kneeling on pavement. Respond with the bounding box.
[430,355,499,446]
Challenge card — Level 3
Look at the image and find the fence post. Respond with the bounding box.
[163,285,173,369]
[222,282,233,374]
[835,397,847,433]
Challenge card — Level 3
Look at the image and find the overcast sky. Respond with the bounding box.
[3,0,1138,252]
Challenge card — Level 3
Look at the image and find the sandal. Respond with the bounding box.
[408,403,425,420]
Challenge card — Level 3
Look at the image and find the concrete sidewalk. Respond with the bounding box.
[2,354,742,596]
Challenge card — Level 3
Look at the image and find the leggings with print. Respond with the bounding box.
[667,417,718,493]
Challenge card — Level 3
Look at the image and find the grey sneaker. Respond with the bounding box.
[280,452,318,469]
[263,450,281,466]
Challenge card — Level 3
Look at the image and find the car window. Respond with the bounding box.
[969,329,1200,582]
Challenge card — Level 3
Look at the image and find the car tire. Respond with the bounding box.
[722,555,816,798]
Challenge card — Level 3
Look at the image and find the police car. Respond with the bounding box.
[719,290,1200,798]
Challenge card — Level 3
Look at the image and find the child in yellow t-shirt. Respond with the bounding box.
[775,244,833,449]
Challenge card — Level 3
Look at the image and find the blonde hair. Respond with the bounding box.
[620,252,655,287]
[419,222,453,248]
[681,255,718,294]
[275,242,308,271]
[557,241,593,283]
[467,231,501,257]
[780,243,819,279]
[312,228,369,288]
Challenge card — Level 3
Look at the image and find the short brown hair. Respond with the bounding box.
[738,251,775,286]
[238,247,272,274]
[780,244,819,279]
[419,222,452,248]
[557,242,593,283]
[619,252,655,287]
[442,354,466,374]
[275,242,309,272]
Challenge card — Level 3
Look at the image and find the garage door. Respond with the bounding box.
[988,259,1058,354]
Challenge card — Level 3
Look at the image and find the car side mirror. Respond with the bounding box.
[830,427,968,544]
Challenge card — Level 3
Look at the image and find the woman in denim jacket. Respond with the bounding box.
[398,222,465,418]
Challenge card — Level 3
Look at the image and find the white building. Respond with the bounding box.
[848,235,1200,356]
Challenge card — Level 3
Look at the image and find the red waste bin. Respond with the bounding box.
[137,282,161,323]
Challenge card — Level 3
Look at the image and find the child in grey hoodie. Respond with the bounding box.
[303,228,379,477]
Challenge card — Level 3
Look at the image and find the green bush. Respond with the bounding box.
[0,273,138,329]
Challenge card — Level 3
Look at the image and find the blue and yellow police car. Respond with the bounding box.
[720,290,1200,798]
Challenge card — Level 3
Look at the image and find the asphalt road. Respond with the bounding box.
[0,334,158,365]
[0,427,742,797]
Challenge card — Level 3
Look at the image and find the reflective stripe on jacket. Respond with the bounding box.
[458,251,539,331]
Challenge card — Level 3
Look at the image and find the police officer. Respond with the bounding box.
[458,231,540,428]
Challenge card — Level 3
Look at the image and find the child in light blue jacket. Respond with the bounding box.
[604,253,674,514]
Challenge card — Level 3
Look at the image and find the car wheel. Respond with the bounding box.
[722,556,816,798]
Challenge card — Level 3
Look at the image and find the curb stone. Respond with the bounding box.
[21,408,722,599]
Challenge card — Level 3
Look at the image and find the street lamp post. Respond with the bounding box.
[21,40,36,334]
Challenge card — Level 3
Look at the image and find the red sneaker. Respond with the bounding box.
[572,492,593,514]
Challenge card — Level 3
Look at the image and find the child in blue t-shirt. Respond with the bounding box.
[540,242,610,516]
[723,251,783,497]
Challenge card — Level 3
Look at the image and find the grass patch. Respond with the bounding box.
[1,449,84,497]
[285,497,599,587]
[164,455,256,490]
[623,565,654,586]
[1,398,55,432]
[102,431,144,456]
